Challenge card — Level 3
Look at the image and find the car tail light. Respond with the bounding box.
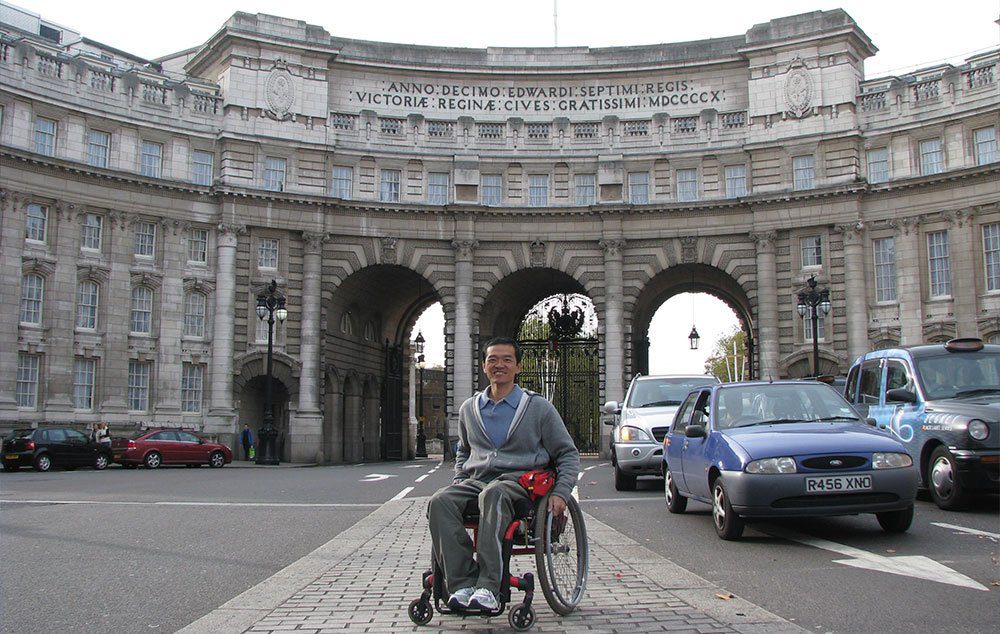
[26,440,35,450]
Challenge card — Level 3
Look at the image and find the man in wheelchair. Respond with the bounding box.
[427,336,581,614]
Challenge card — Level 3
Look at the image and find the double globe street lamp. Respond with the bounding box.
[413,331,428,458]
[255,279,287,465]
[797,275,831,377]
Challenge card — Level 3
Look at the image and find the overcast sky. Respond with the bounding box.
[12,0,999,374]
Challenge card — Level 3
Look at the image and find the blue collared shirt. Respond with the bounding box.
[478,385,524,448]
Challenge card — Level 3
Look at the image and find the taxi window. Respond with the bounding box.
[672,393,699,435]
[845,365,860,402]
[884,360,914,398]
[859,361,882,404]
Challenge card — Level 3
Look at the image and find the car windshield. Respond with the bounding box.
[716,384,861,429]
[915,351,1000,401]
[628,378,715,407]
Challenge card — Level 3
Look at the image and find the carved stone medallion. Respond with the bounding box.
[783,58,813,119]
[265,61,295,120]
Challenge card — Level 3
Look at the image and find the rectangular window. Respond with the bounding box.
[528,175,549,207]
[26,203,48,243]
[183,292,207,338]
[803,312,826,343]
[724,165,747,198]
[919,139,943,175]
[258,238,279,269]
[34,117,56,156]
[81,213,103,251]
[623,121,649,136]
[427,172,450,205]
[800,235,822,268]
[629,172,650,204]
[140,141,163,178]
[380,118,404,135]
[481,174,502,206]
[573,123,598,139]
[478,123,503,139]
[380,169,401,202]
[426,121,454,137]
[873,237,898,303]
[974,127,998,165]
[793,155,815,190]
[984,223,1000,292]
[130,286,153,334]
[192,150,214,186]
[16,353,40,408]
[264,156,286,191]
[76,281,99,329]
[526,123,550,140]
[181,364,204,413]
[20,274,44,325]
[331,166,353,199]
[127,361,150,412]
[575,174,596,205]
[676,168,698,202]
[867,147,889,183]
[927,230,951,297]
[134,221,156,257]
[187,228,208,263]
[87,130,110,168]
[330,113,355,130]
[73,358,95,410]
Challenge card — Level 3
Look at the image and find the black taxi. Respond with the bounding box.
[844,338,999,509]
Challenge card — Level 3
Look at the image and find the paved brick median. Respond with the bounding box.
[180,497,802,633]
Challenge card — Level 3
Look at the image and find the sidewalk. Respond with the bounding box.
[180,496,803,633]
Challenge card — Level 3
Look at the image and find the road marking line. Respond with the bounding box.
[932,522,1000,541]
[390,487,415,501]
[584,464,600,471]
[0,499,380,508]
[360,473,397,482]
[415,474,429,482]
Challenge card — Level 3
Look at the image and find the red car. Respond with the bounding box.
[112,429,232,469]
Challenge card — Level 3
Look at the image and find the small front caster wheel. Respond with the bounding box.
[508,603,536,631]
[408,598,433,626]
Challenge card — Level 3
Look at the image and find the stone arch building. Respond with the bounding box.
[1,6,998,461]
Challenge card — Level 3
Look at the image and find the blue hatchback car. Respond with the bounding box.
[662,381,919,540]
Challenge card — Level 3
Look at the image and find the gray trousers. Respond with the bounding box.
[427,474,532,595]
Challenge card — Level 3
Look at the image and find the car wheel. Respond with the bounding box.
[209,451,226,468]
[94,454,110,471]
[144,452,162,469]
[34,454,52,472]
[876,505,914,533]
[664,468,687,513]
[712,479,744,540]
[614,465,636,491]
[928,446,970,510]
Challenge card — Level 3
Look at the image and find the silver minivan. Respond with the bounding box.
[603,374,720,490]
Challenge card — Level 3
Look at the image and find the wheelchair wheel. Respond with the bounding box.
[508,602,536,631]
[535,494,588,615]
[408,598,433,626]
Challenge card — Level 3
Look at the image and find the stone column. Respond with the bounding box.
[948,209,978,337]
[750,231,780,379]
[0,190,24,411]
[894,217,923,345]
[44,200,80,415]
[289,231,326,462]
[101,211,132,415]
[450,238,478,447]
[207,223,243,430]
[155,220,185,417]
[599,238,626,404]
[838,222,869,363]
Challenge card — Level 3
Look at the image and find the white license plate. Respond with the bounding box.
[805,475,872,493]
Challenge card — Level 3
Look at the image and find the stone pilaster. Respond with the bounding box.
[947,209,978,337]
[207,222,244,429]
[894,217,923,345]
[101,211,132,415]
[450,238,478,446]
[288,230,326,463]
[750,231,779,378]
[837,221,869,362]
[599,238,626,404]
[0,190,24,412]
[44,200,79,415]
[155,219,185,416]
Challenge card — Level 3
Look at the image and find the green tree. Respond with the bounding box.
[704,327,748,382]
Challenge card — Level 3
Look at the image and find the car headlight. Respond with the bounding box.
[968,420,989,442]
[872,452,913,469]
[746,457,797,474]
[617,425,652,442]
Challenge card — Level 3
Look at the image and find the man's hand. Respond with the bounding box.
[548,494,567,516]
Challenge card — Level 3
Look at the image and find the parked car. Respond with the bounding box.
[2,427,112,472]
[662,381,918,540]
[603,374,720,491]
[844,337,999,510]
[112,429,233,468]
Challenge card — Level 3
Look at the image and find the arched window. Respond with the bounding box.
[340,311,354,335]
[20,274,44,325]
[183,292,207,338]
[130,286,153,334]
[364,321,376,341]
[76,280,99,329]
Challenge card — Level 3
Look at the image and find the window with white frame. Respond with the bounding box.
[130,286,153,334]
[264,156,286,191]
[181,363,203,413]
[800,235,822,268]
[927,230,951,297]
[134,221,156,257]
[793,155,815,190]
[481,174,502,205]
[187,228,208,263]
[20,274,44,325]
[380,169,401,202]
[76,280,99,329]
[191,150,214,186]
[803,310,826,342]
[528,175,549,207]
[140,141,163,178]
[87,130,110,168]
[16,353,40,408]
[676,168,698,202]
[867,147,889,183]
[974,127,998,165]
[34,117,56,156]
[984,223,1000,292]
[628,172,649,204]
[873,237,898,303]
[26,203,48,243]
[183,292,207,338]
[919,139,943,175]
[575,174,596,205]
[331,166,353,199]
[427,172,450,205]
[73,358,95,410]
[127,361,150,412]
[81,213,102,251]
[724,165,747,198]
[257,238,279,269]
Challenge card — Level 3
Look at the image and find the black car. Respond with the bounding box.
[2,427,112,472]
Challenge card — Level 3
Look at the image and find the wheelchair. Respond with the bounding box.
[408,492,589,631]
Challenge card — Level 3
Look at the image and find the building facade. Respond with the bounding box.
[1,5,998,461]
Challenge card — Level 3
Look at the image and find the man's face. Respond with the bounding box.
[483,344,522,388]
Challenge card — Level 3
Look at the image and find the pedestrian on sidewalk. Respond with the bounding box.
[427,336,580,612]
[240,424,255,461]
[94,422,112,448]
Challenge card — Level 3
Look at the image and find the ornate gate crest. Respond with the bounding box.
[783,58,813,119]
[265,60,295,120]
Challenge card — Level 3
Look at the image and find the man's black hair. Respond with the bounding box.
[482,336,522,363]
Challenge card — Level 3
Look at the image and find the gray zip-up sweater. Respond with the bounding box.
[454,388,580,501]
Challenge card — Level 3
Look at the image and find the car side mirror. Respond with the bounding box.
[886,388,917,404]
[602,401,621,417]
[685,425,706,438]
[865,417,877,427]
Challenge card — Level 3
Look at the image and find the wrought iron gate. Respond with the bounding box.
[381,343,404,460]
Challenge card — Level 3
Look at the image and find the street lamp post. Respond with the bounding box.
[414,332,427,458]
[797,275,831,377]
[255,279,287,465]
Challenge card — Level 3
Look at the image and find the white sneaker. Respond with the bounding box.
[447,586,475,610]
[469,587,498,611]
